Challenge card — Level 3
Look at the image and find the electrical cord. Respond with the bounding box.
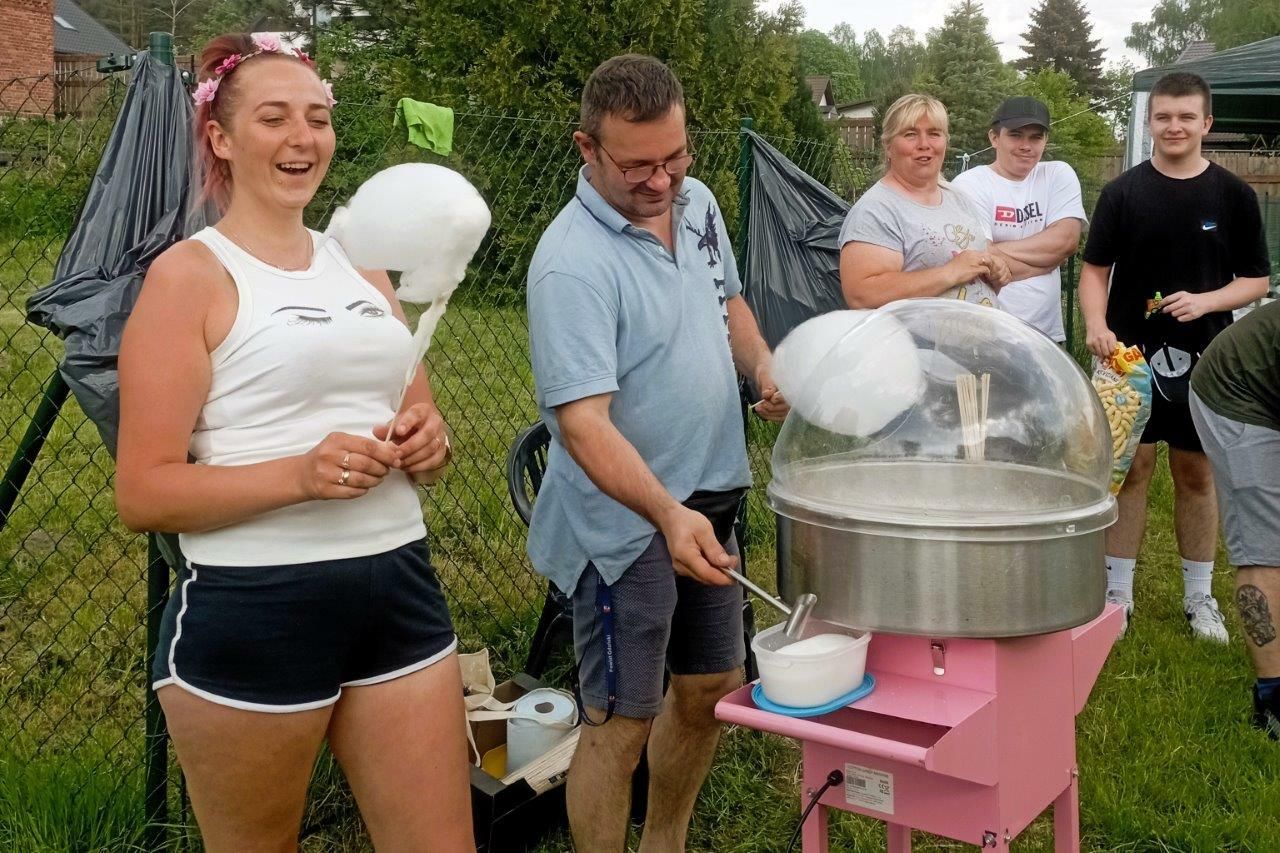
[785,769,844,853]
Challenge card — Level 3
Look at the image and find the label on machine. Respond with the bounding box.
[843,763,894,814]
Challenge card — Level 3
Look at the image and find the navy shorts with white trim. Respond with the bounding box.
[152,539,455,712]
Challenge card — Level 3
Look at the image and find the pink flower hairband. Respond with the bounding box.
[193,33,336,109]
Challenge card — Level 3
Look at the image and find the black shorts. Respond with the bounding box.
[1140,391,1203,452]
[152,540,455,712]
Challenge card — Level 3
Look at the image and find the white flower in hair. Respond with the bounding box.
[326,163,491,402]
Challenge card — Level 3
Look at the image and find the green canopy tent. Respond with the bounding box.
[1126,36,1280,166]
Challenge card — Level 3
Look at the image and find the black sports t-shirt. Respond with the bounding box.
[1084,161,1270,373]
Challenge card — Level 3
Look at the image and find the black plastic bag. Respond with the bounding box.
[26,51,210,456]
[742,130,852,350]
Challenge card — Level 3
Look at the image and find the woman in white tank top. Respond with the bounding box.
[114,33,474,851]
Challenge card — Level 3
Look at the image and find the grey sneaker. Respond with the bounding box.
[1184,593,1229,643]
[1106,589,1134,638]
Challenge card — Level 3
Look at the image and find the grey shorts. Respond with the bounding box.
[572,533,745,719]
[1190,391,1280,567]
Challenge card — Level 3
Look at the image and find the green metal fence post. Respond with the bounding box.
[148,31,174,67]
[143,32,175,853]
[0,373,69,532]
[1065,254,1077,348]
[736,117,754,284]
[144,535,170,852]
[734,116,757,681]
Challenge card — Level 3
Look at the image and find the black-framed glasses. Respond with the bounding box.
[591,137,695,184]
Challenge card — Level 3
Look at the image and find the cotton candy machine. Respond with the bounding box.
[717,301,1125,852]
[769,299,1116,636]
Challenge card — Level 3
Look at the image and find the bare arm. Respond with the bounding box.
[841,241,991,308]
[993,219,1082,270]
[990,219,1081,281]
[114,244,400,533]
[1078,261,1117,357]
[1160,276,1270,320]
[725,295,788,421]
[554,394,735,585]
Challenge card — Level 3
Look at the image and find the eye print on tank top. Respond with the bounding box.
[345,299,387,319]
[272,305,332,327]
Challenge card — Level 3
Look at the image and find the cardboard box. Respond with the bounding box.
[470,673,575,852]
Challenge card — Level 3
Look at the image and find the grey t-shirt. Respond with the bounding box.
[525,170,752,594]
[838,180,1000,307]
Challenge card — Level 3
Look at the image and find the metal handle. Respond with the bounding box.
[724,568,817,640]
[722,567,791,617]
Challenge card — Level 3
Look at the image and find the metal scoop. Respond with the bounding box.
[723,567,817,639]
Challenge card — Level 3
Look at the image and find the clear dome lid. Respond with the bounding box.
[770,300,1114,530]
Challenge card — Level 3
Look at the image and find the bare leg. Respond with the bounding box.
[1237,569,1280,678]
[1107,444,1157,560]
[327,653,475,852]
[567,712,652,852]
[158,686,330,853]
[1169,448,1218,563]
[638,669,742,853]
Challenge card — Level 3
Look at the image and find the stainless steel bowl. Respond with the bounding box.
[771,459,1117,638]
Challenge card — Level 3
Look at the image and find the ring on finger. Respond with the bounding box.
[341,452,351,470]
[338,469,351,487]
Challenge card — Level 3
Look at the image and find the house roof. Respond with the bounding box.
[834,99,873,112]
[806,75,834,107]
[53,0,131,57]
[1175,40,1216,64]
[1133,36,1280,134]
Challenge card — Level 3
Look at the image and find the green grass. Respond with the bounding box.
[4,230,1280,852]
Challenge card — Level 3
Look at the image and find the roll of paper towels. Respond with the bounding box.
[506,688,577,774]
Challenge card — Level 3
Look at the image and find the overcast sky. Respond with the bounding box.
[762,0,1154,69]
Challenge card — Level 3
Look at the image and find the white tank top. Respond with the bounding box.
[178,227,427,566]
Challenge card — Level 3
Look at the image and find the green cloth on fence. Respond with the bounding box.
[394,98,454,156]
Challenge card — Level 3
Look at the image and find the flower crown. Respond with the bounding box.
[193,33,336,109]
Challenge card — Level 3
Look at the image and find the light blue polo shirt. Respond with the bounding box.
[526,168,752,594]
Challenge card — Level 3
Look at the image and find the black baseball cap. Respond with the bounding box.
[991,97,1051,131]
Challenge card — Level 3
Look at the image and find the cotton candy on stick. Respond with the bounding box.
[326,163,491,435]
[772,310,925,437]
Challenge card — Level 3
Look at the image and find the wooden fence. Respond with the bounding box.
[834,117,876,151]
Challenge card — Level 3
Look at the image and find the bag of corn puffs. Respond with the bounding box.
[1092,344,1153,495]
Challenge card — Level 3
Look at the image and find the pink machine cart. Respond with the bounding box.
[717,605,1123,851]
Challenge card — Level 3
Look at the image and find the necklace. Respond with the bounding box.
[217,226,313,272]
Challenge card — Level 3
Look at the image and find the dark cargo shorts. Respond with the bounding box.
[572,532,746,719]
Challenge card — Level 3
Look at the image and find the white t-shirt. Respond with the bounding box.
[951,161,1086,341]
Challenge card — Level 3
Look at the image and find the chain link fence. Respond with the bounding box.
[0,63,883,848]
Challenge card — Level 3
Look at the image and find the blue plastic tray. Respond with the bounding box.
[750,674,876,718]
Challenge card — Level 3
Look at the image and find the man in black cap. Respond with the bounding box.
[953,96,1086,345]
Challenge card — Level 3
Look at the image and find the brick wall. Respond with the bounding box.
[0,0,55,117]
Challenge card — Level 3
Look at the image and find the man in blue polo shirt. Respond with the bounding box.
[526,54,787,851]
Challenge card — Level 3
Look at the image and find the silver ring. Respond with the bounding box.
[338,469,350,486]
[341,452,351,470]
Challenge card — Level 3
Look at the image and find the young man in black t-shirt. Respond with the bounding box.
[1080,72,1271,642]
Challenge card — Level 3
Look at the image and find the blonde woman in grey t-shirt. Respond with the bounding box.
[840,94,1011,309]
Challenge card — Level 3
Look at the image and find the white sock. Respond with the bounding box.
[1106,557,1136,601]
[1182,559,1214,599]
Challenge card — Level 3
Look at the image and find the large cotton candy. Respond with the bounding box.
[325,163,492,400]
[773,309,925,436]
[326,162,491,305]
